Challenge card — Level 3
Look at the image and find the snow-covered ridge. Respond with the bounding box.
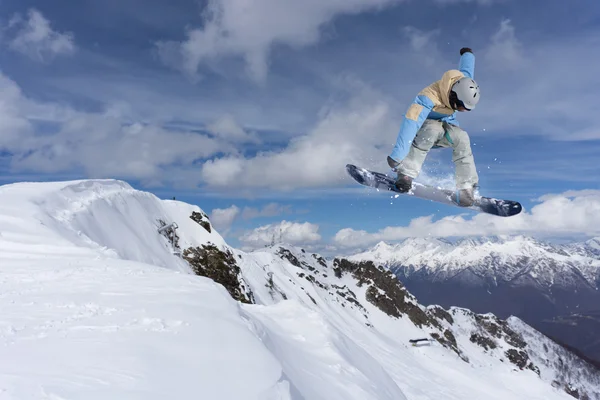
[508,317,600,399]
[0,179,225,269]
[1,179,598,400]
[348,236,600,288]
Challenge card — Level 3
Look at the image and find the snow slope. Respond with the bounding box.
[0,181,279,399]
[0,179,593,399]
[508,317,600,399]
[244,245,600,399]
[347,236,600,370]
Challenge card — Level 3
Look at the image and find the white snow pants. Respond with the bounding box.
[397,120,479,190]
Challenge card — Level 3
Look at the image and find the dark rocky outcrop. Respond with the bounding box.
[183,244,253,304]
[333,258,470,358]
[428,305,454,324]
[470,333,497,351]
[474,314,527,349]
[505,349,534,371]
[334,259,426,323]
[190,211,211,233]
[277,247,302,269]
[312,253,327,268]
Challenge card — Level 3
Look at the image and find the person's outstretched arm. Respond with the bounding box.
[389,95,434,163]
[458,47,475,79]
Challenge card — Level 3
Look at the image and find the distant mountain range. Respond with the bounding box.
[348,236,600,364]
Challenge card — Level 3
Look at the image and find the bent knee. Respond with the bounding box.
[450,129,472,151]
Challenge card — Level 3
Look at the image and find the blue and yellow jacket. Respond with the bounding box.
[389,52,475,162]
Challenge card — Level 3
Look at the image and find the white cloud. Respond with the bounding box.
[483,19,526,71]
[206,115,260,143]
[0,71,231,186]
[210,205,241,233]
[403,26,440,52]
[333,190,600,249]
[157,0,405,82]
[239,220,321,249]
[471,20,600,142]
[401,27,442,67]
[536,190,600,202]
[209,202,292,233]
[13,117,229,181]
[0,74,34,150]
[200,77,398,190]
[549,127,600,142]
[7,9,75,62]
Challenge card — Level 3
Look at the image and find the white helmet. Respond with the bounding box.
[450,77,480,111]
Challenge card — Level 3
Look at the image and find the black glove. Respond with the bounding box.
[460,47,473,55]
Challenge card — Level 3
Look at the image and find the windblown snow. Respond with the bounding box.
[0,179,594,399]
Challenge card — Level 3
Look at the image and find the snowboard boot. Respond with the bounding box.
[453,186,477,207]
[387,156,413,193]
[395,173,413,193]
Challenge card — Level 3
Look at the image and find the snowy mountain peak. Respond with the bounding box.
[453,235,543,251]
[402,236,452,248]
[585,237,600,251]
[350,235,600,289]
[373,240,393,251]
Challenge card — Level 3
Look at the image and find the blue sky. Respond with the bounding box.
[1,0,600,254]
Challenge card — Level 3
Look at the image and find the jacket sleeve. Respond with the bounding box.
[458,52,475,79]
[389,95,434,162]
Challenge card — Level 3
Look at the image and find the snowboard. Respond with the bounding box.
[346,164,522,217]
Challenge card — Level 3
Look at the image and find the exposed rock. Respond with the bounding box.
[504,349,539,374]
[190,211,211,233]
[428,305,454,324]
[298,272,328,290]
[365,286,401,318]
[564,384,588,400]
[430,331,467,362]
[475,314,527,349]
[183,244,253,304]
[334,258,433,324]
[305,292,317,305]
[266,272,287,301]
[312,253,327,268]
[470,333,497,351]
[277,247,302,269]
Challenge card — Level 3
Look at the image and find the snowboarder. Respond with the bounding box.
[386,47,480,207]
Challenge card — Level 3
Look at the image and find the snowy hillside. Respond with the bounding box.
[509,317,600,400]
[0,180,598,400]
[347,236,600,366]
